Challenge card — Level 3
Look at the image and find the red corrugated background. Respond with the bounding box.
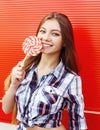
[0,0,100,129]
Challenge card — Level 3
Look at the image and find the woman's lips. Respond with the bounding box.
[43,43,53,47]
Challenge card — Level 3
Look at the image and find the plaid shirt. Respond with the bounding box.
[15,61,87,130]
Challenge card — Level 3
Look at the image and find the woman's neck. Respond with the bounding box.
[38,53,60,70]
[36,54,60,81]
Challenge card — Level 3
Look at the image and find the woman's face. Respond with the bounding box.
[37,19,63,55]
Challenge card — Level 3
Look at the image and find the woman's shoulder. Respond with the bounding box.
[66,67,78,76]
[65,67,81,81]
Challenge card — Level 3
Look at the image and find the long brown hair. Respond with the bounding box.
[4,12,79,124]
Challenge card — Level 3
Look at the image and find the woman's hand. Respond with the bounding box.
[11,61,26,89]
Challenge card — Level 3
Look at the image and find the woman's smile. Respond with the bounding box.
[43,42,53,47]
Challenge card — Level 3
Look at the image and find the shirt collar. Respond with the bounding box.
[52,60,65,79]
[30,60,65,79]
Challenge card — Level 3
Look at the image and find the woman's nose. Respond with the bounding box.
[42,33,51,41]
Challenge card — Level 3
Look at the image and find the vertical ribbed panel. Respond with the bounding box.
[0,0,100,126]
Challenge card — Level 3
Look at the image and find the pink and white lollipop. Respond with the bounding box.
[22,36,42,62]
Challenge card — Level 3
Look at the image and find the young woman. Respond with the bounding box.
[2,12,87,130]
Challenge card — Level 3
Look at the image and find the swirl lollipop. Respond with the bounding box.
[22,36,42,63]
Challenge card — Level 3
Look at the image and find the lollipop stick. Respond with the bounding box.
[23,54,28,65]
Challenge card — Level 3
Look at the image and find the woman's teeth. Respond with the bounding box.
[43,43,52,46]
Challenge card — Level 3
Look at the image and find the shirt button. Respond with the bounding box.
[50,90,52,92]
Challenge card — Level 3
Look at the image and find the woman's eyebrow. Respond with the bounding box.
[40,27,61,32]
[40,27,45,30]
[51,29,61,33]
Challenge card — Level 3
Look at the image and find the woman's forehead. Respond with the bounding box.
[40,19,61,31]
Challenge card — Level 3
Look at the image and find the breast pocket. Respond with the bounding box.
[42,86,61,104]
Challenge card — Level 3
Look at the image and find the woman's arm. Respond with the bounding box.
[67,75,87,130]
[2,84,17,114]
[2,61,25,114]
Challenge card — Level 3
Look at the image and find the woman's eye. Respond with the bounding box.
[52,33,60,36]
[39,30,45,33]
